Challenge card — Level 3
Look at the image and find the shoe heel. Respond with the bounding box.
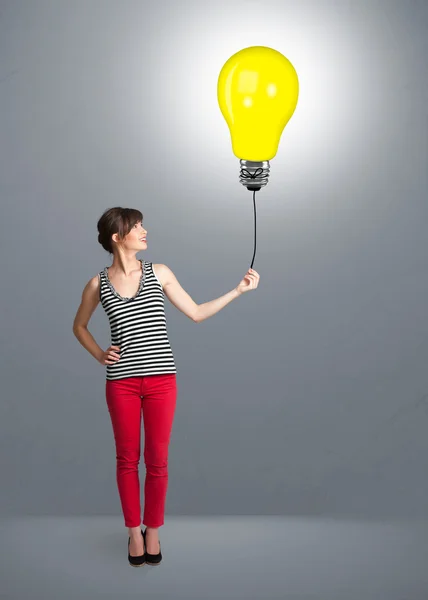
[142,527,162,565]
[127,528,146,567]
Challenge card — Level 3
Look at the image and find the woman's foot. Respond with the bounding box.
[144,527,160,554]
[128,529,145,557]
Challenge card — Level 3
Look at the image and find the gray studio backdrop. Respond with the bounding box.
[1,0,428,520]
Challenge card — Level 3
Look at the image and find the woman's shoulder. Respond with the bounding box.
[151,263,166,288]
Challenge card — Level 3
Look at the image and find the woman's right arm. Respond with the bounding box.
[72,275,104,364]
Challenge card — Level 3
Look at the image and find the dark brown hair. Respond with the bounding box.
[97,207,144,255]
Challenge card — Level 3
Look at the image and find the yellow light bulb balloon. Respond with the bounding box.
[217,45,299,191]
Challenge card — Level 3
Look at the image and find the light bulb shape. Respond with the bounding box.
[217,46,299,189]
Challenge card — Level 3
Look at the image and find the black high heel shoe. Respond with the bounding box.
[128,528,146,567]
[143,527,162,565]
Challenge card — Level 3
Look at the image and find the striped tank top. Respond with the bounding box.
[98,259,177,380]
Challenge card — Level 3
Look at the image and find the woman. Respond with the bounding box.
[72,207,260,566]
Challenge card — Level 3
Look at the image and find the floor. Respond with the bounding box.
[1,516,427,599]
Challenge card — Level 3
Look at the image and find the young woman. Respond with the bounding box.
[72,207,260,566]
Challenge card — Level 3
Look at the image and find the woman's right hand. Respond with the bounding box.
[98,345,121,365]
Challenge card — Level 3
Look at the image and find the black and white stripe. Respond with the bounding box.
[98,260,177,380]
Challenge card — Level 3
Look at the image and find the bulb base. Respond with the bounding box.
[239,160,270,191]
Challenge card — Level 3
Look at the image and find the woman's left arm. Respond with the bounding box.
[157,264,260,323]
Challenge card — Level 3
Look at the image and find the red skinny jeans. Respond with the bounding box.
[105,373,177,528]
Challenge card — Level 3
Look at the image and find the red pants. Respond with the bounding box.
[105,374,177,528]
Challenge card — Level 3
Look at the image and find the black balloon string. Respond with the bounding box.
[240,167,264,270]
[249,188,257,270]
[240,167,265,180]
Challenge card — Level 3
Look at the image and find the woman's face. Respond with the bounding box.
[113,220,147,249]
[127,220,147,247]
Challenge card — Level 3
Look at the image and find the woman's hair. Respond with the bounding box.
[97,207,144,254]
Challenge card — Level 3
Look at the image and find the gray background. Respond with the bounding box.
[1,0,428,522]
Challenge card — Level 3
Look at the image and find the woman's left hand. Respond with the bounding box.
[235,268,260,295]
